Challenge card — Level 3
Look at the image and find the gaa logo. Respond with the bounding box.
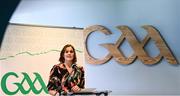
[84,25,178,65]
[1,72,48,95]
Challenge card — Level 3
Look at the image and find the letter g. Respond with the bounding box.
[1,72,19,95]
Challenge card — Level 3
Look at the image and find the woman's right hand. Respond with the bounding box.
[71,85,81,92]
[48,90,58,96]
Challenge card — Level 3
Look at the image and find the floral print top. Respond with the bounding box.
[47,63,85,94]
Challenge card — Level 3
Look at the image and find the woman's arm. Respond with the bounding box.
[71,66,85,92]
[47,65,61,96]
[79,66,85,88]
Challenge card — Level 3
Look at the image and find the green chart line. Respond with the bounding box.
[0,49,82,61]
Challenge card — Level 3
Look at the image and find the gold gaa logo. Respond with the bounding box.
[84,25,178,65]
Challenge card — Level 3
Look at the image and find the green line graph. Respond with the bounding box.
[0,49,83,61]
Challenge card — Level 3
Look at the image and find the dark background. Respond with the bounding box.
[0,0,21,48]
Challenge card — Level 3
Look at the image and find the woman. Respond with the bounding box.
[47,44,85,96]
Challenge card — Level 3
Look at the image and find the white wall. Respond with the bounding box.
[9,0,180,95]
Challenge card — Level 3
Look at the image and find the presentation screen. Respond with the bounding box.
[0,24,84,96]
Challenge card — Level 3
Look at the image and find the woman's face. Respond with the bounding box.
[64,46,75,62]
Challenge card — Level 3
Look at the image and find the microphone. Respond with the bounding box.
[72,64,78,70]
[72,64,81,74]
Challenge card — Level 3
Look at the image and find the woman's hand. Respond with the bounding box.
[71,85,81,92]
[48,90,58,96]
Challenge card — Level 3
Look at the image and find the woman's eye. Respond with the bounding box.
[65,51,73,53]
[70,51,73,53]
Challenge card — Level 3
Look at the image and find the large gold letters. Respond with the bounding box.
[84,25,178,65]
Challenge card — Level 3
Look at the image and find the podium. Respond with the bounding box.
[59,90,112,96]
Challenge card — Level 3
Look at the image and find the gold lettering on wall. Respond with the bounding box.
[84,25,178,65]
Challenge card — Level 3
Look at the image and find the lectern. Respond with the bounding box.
[59,90,112,96]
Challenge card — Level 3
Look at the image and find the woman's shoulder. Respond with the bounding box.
[77,65,84,71]
[77,65,83,68]
[53,63,65,69]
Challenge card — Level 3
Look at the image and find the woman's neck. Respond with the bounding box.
[64,61,72,68]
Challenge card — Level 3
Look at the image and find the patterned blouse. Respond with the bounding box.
[47,63,85,94]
